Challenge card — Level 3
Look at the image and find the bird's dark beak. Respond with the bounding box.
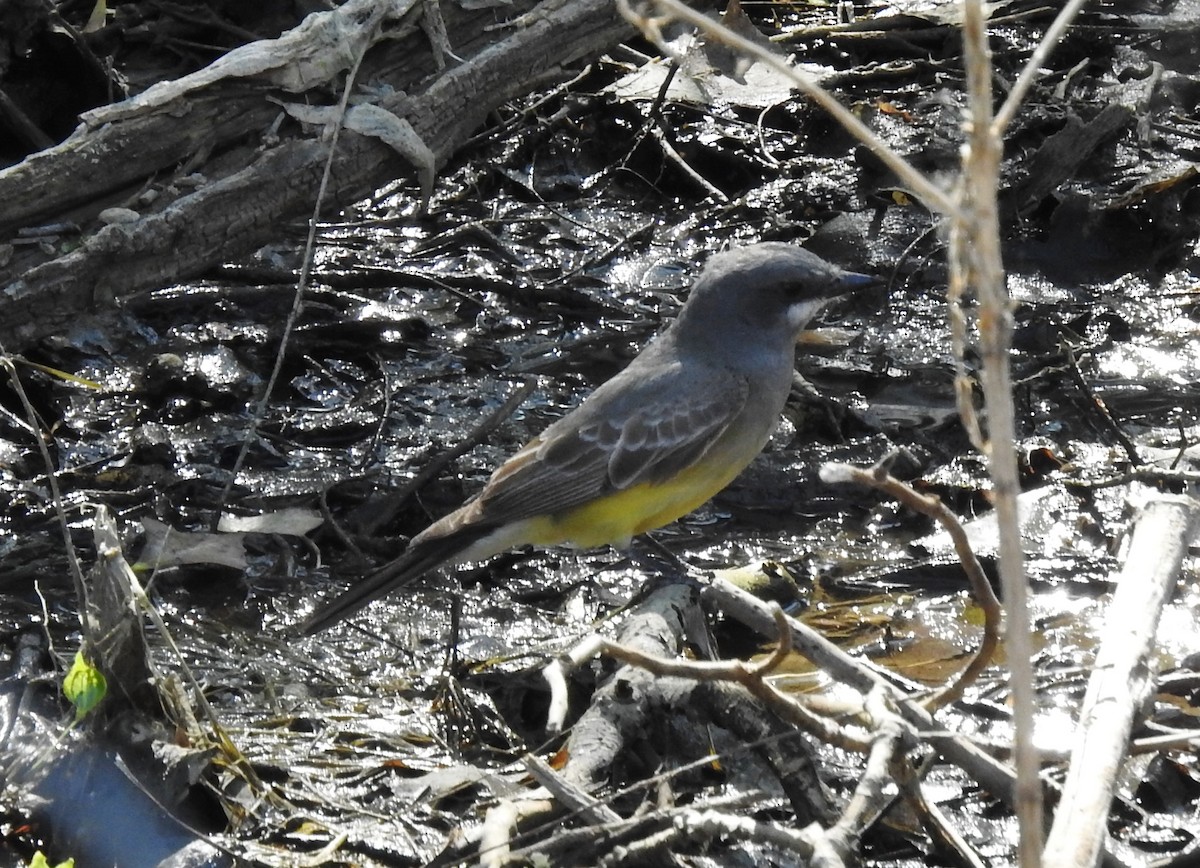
[831,270,883,297]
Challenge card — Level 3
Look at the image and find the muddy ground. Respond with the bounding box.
[3,1,1200,866]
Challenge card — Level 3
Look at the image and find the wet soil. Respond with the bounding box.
[3,1,1200,866]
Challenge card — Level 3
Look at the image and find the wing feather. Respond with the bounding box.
[472,365,749,523]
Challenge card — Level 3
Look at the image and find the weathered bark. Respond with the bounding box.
[0,0,634,348]
[1044,495,1200,868]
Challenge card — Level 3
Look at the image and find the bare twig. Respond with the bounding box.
[216,22,376,525]
[544,634,605,733]
[362,377,538,535]
[524,754,622,825]
[1064,466,1200,490]
[704,577,1023,812]
[615,0,961,219]
[667,808,821,863]
[1062,343,1142,467]
[600,605,870,751]
[900,760,989,868]
[0,352,90,648]
[956,4,1042,861]
[993,0,1091,135]
[823,686,913,860]
[819,458,1000,709]
[479,800,523,868]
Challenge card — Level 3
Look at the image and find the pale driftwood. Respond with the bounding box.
[1043,494,1200,868]
[544,633,605,734]
[820,686,910,863]
[468,583,697,866]
[0,0,634,348]
[559,582,695,793]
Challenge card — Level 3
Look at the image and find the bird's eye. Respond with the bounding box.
[781,279,808,299]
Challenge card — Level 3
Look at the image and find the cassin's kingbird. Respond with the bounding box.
[301,243,874,634]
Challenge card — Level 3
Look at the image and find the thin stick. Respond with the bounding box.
[616,0,961,219]
[959,2,1042,862]
[993,0,1091,136]
[216,25,375,525]
[600,606,871,751]
[819,459,1000,709]
[0,353,90,646]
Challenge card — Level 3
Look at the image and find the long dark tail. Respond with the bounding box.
[298,530,483,635]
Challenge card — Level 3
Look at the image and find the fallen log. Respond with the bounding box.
[0,0,636,348]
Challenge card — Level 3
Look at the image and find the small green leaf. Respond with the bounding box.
[84,0,108,33]
[63,650,107,721]
[29,851,75,868]
[17,358,103,390]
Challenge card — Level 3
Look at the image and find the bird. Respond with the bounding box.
[300,243,875,635]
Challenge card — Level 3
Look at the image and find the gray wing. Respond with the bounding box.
[471,362,750,524]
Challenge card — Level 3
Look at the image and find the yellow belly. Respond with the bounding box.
[522,458,747,549]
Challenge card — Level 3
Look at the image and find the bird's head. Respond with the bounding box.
[676,243,877,348]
